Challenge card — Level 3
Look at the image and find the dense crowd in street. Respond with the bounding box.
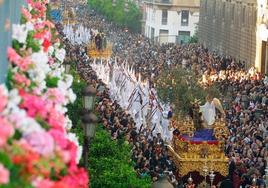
[55,4,268,188]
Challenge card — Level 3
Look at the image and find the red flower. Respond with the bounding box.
[42,39,51,52]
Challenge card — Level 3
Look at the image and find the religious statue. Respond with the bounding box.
[94,33,102,51]
[199,95,225,129]
[190,99,202,131]
[181,94,226,141]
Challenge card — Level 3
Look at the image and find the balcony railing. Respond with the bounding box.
[143,0,173,5]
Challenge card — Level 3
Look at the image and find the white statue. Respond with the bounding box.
[200,95,225,129]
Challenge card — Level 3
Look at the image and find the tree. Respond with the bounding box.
[88,0,142,32]
[189,25,198,43]
[155,66,219,116]
[89,126,151,188]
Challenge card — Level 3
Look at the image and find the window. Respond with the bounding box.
[181,10,189,26]
[222,2,225,19]
[242,6,246,24]
[231,4,235,21]
[160,29,169,35]
[212,1,216,16]
[151,27,155,39]
[178,31,191,44]
[152,9,156,21]
[162,10,168,25]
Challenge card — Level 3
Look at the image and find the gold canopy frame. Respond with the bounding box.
[168,118,229,177]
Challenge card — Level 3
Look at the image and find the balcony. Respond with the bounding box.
[143,0,173,6]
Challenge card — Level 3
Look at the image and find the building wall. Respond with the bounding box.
[0,0,25,83]
[198,0,257,67]
[143,0,199,44]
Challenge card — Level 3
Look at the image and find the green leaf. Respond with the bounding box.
[0,152,13,168]
[36,117,50,130]
[26,31,41,52]
[13,130,22,140]
[5,69,13,90]
[12,40,22,52]
[20,16,27,24]
[45,76,60,88]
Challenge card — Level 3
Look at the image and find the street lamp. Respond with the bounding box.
[63,59,71,74]
[124,1,129,13]
[80,85,97,168]
[82,85,97,110]
[81,112,98,168]
[112,0,116,7]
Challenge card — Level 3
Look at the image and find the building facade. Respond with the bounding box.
[0,0,25,83]
[141,0,200,44]
[199,0,268,73]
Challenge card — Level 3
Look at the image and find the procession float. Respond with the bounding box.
[167,96,229,186]
[87,33,112,59]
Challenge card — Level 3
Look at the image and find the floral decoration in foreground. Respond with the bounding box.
[0,0,88,187]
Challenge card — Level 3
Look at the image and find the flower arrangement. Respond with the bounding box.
[0,0,88,187]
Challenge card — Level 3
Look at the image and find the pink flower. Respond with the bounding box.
[0,117,14,147]
[64,140,78,166]
[0,86,8,112]
[20,92,48,118]
[7,47,21,65]
[48,108,65,130]
[33,178,54,188]
[60,150,71,163]
[7,48,31,71]
[24,131,54,156]
[18,57,32,71]
[49,129,68,149]
[61,167,89,188]
[48,57,54,65]
[21,7,32,20]
[14,73,31,87]
[46,88,65,104]
[0,164,9,185]
[34,30,51,44]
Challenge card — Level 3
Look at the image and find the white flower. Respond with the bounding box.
[55,105,67,114]
[54,42,60,48]
[65,74,73,88]
[49,67,64,78]
[9,110,44,136]
[25,22,34,31]
[55,48,66,62]
[64,116,73,130]
[12,24,28,43]
[31,52,49,67]
[58,80,68,91]
[67,89,76,103]
[77,145,83,164]
[0,84,8,96]
[5,89,21,112]
[48,46,55,56]
[30,52,51,85]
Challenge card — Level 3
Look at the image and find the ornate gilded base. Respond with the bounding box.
[87,42,112,58]
[167,135,229,177]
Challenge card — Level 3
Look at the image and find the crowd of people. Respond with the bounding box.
[55,3,268,188]
[55,24,180,188]
[80,59,179,186]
